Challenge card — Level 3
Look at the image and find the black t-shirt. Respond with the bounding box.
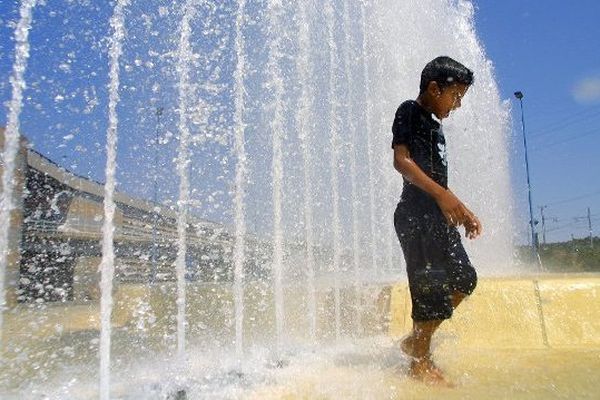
[392,100,448,208]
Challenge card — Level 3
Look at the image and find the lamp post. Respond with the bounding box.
[514,91,537,260]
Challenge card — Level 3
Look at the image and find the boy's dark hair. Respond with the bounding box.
[419,56,474,94]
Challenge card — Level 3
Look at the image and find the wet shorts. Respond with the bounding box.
[394,201,477,322]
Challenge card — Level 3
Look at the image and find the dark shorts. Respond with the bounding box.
[394,200,477,322]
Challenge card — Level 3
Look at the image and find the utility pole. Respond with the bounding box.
[588,207,593,248]
[539,205,547,245]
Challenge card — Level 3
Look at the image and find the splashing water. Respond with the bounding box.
[100,1,129,399]
[0,0,516,398]
[294,0,318,342]
[341,0,363,334]
[232,0,248,358]
[175,0,199,360]
[359,3,379,276]
[324,0,343,341]
[0,0,37,347]
[266,0,287,353]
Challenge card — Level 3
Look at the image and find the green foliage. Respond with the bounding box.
[517,237,600,272]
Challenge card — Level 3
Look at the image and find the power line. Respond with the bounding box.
[545,218,599,233]
[530,98,596,119]
[525,102,595,122]
[546,189,600,206]
[532,148,595,164]
[529,108,600,138]
[545,214,600,223]
[531,127,598,152]
[530,111,600,138]
[546,222,581,233]
[535,203,599,241]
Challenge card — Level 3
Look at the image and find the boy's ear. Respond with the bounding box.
[427,81,442,97]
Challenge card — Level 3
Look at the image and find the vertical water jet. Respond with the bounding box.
[100,1,129,399]
[359,3,378,274]
[232,0,248,359]
[341,0,363,334]
[0,0,37,347]
[174,0,197,360]
[295,0,318,342]
[266,0,286,352]
[324,0,342,339]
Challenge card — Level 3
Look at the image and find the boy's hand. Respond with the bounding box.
[434,189,469,226]
[464,212,482,239]
[435,190,483,239]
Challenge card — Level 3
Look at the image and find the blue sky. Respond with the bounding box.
[474,0,600,243]
[1,1,599,244]
[0,1,240,224]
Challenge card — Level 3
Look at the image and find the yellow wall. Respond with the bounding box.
[389,275,600,349]
[4,275,599,350]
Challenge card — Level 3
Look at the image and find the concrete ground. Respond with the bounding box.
[246,274,600,399]
[1,274,598,399]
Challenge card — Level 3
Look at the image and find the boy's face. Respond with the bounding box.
[429,82,469,120]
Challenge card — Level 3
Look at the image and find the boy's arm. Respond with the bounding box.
[393,144,481,236]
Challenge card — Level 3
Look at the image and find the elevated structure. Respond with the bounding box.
[0,127,266,307]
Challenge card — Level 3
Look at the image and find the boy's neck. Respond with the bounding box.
[416,94,443,124]
[416,94,435,115]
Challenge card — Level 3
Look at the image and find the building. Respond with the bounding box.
[1,128,269,307]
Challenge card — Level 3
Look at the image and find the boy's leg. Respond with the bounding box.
[403,319,451,385]
[405,227,476,360]
[401,289,467,358]
[394,206,469,384]
[400,290,467,386]
[451,290,467,308]
[402,319,441,359]
[402,222,475,355]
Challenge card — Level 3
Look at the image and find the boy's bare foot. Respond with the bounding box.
[408,359,454,388]
[400,336,444,374]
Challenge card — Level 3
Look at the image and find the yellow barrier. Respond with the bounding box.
[538,277,600,348]
[389,275,600,349]
[2,275,599,399]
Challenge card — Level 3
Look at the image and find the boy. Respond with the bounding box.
[392,56,482,386]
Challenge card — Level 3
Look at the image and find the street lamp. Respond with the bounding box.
[514,91,537,260]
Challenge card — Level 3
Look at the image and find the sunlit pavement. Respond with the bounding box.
[245,275,600,399]
[1,275,598,399]
[244,347,599,400]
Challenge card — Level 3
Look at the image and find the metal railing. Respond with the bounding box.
[24,218,231,245]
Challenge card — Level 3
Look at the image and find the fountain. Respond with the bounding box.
[265,0,287,354]
[0,0,37,346]
[232,0,249,359]
[99,1,129,399]
[294,0,317,343]
[324,0,343,341]
[2,0,597,399]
